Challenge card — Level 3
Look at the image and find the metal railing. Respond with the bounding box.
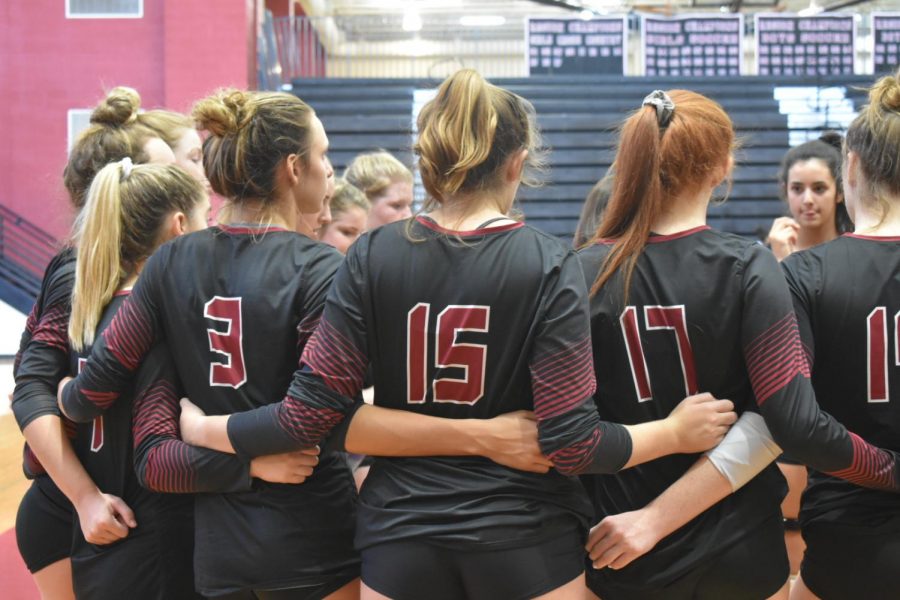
[0,204,58,310]
[271,15,528,82]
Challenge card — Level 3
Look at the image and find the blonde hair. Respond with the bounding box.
[64,86,158,209]
[139,109,194,149]
[69,161,204,350]
[414,69,545,210]
[192,89,315,206]
[344,151,413,203]
[329,179,370,218]
[845,69,900,220]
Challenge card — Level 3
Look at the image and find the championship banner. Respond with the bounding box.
[755,14,856,76]
[527,17,627,75]
[642,14,743,77]
[872,13,900,74]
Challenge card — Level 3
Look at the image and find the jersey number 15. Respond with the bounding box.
[407,303,489,405]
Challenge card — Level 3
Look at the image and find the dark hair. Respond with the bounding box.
[592,90,735,300]
[573,172,614,248]
[845,69,900,221]
[777,132,852,233]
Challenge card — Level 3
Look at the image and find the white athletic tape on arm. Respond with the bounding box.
[705,411,782,492]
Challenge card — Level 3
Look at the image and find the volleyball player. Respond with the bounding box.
[577,89,900,600]
[12,86,174,600]
[783,71,900,600]
[167,71,736,600]
[767,132,852,262]
[58,85,578,598]
[344,151,413,229]
[65,159,209,599]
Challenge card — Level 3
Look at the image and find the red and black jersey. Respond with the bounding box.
[68,292,196,599]
[783,234,900,529]
[12,247,76,478]
[226,217,633,551]
[60,225,358,596]
[578,226,900,588]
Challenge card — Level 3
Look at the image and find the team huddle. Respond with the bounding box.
[10,68,900,600]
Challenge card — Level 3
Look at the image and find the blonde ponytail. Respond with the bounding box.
[415,69,544,206]
[70,160,127,351]
[69,160,205,351]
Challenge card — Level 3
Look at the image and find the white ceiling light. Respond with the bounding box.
[402,11,423,32]
[460,15,506,27]
[798,0,824,16]
[579,9,594,20]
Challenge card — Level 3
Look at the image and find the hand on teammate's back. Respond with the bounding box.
[76,490,137,546]
[479,410,554,474]
[586,508,659,571]
[666,393,736,454]
[250,447,321,484]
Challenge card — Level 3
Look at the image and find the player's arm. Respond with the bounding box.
[527,252,735,475]
[586,410,781,569]
[744,245,900,491]
[58,251,167,422]
[181,243,552,472]
[13,268,136,545]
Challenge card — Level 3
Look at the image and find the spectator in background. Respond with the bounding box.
[573,171,614,248]
[344,150,413,229]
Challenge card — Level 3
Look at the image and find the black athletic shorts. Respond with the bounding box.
[15,477,73,573]
[586,514,789,600]
[70,506,199,600]
[210,571,359,600]
[801,514,900,600]
[361,532,585,600]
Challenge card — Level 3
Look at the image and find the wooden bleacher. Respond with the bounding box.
[292,74,875,242]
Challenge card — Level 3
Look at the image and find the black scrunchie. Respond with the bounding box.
[642,90,675,129]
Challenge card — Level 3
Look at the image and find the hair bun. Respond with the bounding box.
[192,89,251,137]
[869,72,900,113]
[818,131,843,151]
[91,86,141,127]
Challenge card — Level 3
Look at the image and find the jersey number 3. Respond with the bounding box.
[620,305,698,402]
[205,297,247,389]
[407,303,489,405]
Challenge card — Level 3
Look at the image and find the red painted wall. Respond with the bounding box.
[0,1,254,239]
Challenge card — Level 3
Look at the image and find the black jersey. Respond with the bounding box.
[578,226,900,589]
[68,292,196,600]
[12,247,76,477]
[227,217,633,551]
[783,234,900,529]
[60,225,358,595]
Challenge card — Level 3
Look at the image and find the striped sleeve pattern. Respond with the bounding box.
[826,432,899,492]
[133,378,251,494]
[745,312,810,406]
[302,316,367,397]
[546,426,603,474]
[530,335,597,420]
[30,305,69,352]
[103,298,155,371]
[133,379,196,492]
